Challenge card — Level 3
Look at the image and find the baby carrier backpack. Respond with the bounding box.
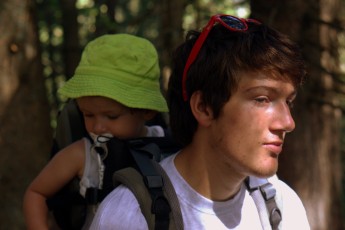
[46,99,182,229]
[46,100,282,230]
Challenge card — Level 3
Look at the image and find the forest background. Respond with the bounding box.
[0,0,345,229]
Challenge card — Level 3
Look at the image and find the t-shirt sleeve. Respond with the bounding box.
[89,185,148,230]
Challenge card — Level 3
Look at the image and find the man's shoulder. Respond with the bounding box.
[267,175,301,199]
[267,175,310,229]
[98,185,141,215]
[90,185,148,229]
[267,175,300,206]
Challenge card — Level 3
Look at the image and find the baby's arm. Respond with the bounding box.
[23,139,85,230]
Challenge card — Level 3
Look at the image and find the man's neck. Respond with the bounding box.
[174,143,246,201]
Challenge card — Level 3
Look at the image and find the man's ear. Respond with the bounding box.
[190,91,213,127]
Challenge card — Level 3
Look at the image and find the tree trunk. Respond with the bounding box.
[250,1,343,229]
[60,0,80,79]
[0,0,53,229]
[157,0,186,93]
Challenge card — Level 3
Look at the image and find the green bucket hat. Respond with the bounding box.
[58,34,168,112]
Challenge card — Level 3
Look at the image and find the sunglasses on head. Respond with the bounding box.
[182,14,261,101]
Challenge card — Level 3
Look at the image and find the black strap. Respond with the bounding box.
[152,162,184,230]
[245,176,282,230]
[55,100,87,149]
[128,141,171,230]
[84,187,101,205]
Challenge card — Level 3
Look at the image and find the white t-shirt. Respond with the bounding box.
[90,153,310,230]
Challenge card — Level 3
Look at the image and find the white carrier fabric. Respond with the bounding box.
[89,153,310,230]
[79,125,165,197]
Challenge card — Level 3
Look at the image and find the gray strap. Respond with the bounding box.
[113,168,155,229]
[152,162,184,230]
[113,165,184,230]
[259,182,282,230]
[246,176,282,230]
[250,189,272,230]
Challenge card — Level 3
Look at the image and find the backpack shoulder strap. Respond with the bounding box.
[113,167,155,228]
[55,99,87,150]
[245,176,282,230]
[113,142,183,230]
[152,161,184,230]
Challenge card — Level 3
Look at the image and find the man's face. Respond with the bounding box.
[209,71,296,178]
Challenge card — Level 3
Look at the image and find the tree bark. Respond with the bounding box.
[0,0,52,228]
[157,0,187,93]
[60,0,80,79]
[250,1,343,229]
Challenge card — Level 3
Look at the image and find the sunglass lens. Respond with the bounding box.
[220,15,246,30]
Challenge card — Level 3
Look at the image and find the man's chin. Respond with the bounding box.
[251,165,278,179]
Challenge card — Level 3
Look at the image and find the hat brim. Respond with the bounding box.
[58,73,168,113]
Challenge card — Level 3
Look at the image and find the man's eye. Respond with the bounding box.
[287,100,294,109]
[254,97,269,103]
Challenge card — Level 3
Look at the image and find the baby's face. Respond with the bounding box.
[77,96,149,140]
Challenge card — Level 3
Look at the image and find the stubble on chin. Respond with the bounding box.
[250,155,279,178]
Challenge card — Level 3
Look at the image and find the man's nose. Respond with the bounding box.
[272,103,295,133]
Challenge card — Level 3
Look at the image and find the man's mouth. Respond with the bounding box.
[263,141,283,156]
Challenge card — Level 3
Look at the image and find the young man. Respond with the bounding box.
[90,15,310,229]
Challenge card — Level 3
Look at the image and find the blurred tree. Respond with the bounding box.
[250,0,344,229]
[61,0,80,79]
[94,0,117,36]
[157,0,187,92]
[0,0,52,229]
[36,0,66,116]
[5,0,344,229]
